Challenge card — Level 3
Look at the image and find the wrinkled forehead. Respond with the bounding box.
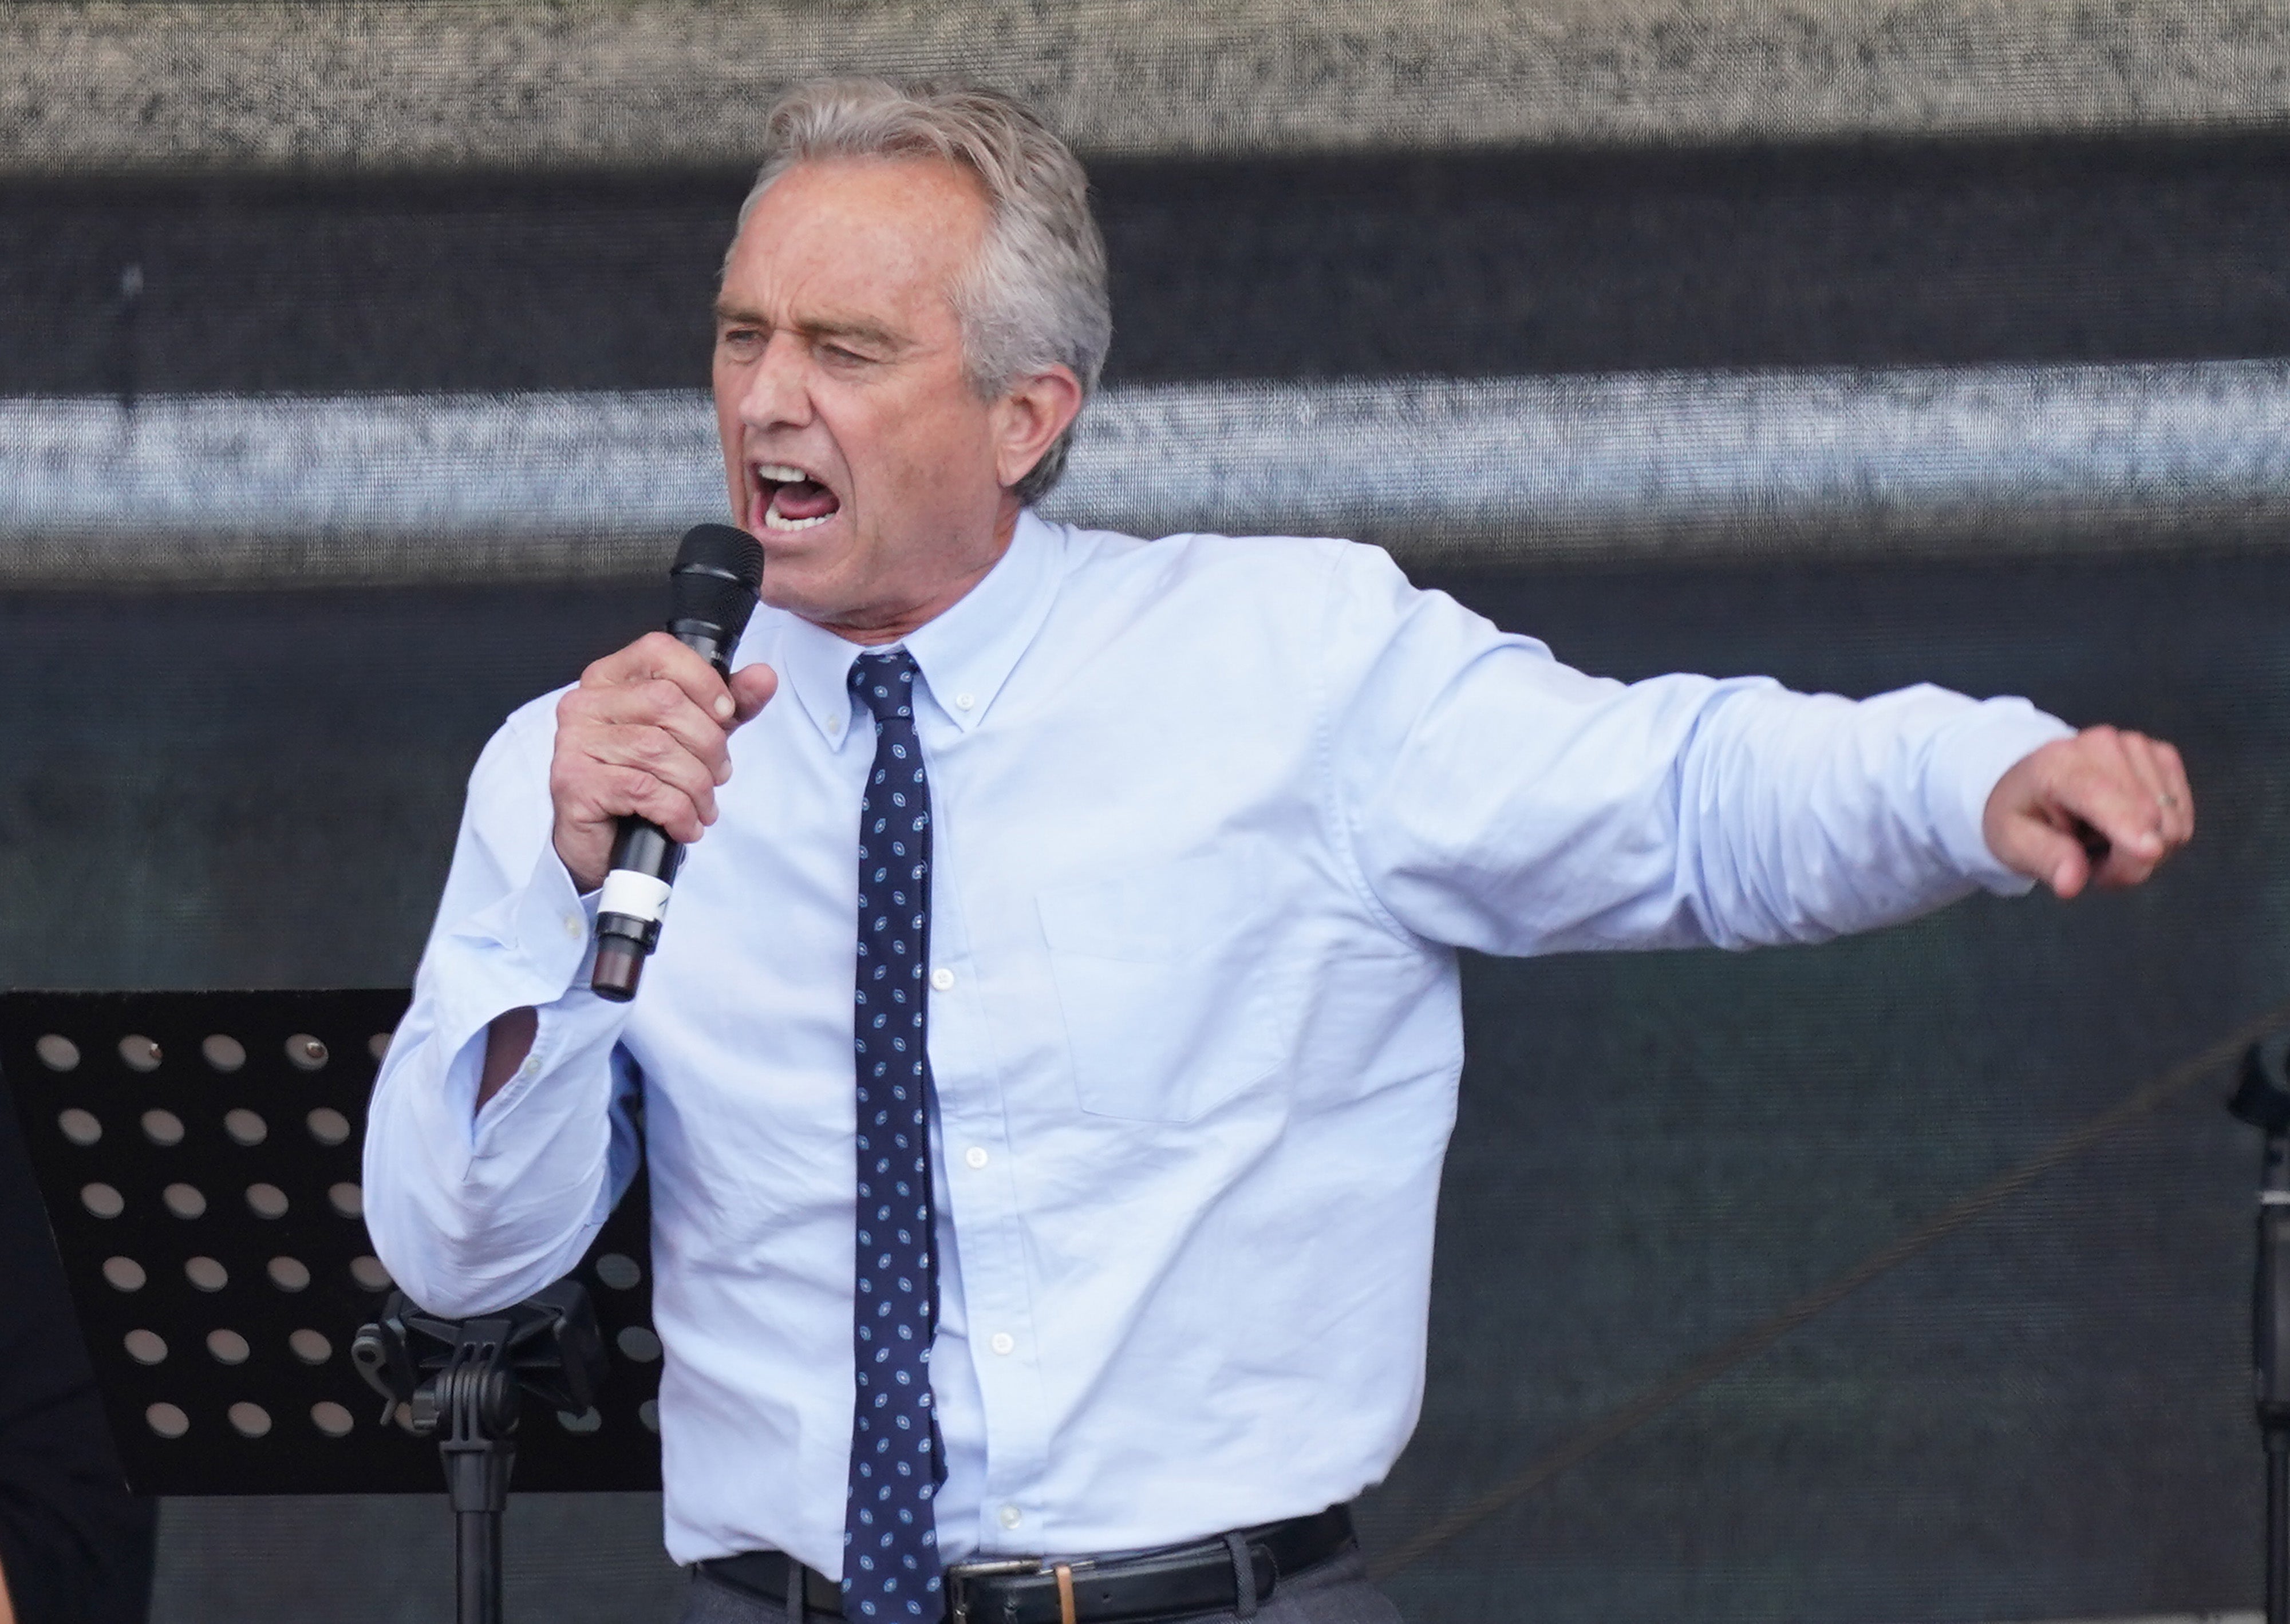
[721,156,989,329]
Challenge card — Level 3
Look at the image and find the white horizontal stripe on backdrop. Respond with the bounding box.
[6,360,2290,584]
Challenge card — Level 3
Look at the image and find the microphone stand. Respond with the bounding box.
[352,1282,609,1624]
[2229,1032,2290,1624]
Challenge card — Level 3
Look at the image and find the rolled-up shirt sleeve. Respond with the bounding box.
[362,695,643,1318]
[1325,546,2075,955]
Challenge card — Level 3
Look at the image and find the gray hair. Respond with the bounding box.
[733,78,1111,505]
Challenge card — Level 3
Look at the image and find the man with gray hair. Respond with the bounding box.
[364,78,2193,1624]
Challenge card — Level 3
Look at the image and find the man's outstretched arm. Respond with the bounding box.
[1323,544,2188,955]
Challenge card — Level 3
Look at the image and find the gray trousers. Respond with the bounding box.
[677,1546,1403,1624]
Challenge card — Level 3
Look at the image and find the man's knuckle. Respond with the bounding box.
[604,765,649,804]
[560,702,605,741]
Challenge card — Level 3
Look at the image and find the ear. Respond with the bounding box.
[990,364,1085,492]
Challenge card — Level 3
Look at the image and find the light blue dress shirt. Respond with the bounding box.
[362,511,2071,1572]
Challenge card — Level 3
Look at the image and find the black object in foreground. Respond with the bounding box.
[0,1041,154,1620]
[592,524,765,1002]
[0,989,662,1497]
[354,1283,610,1624]
[2230,1030,2290,1624]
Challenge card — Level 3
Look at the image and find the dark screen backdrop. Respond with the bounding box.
[5,7,2289,1621]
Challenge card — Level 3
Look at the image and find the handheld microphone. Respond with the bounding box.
[590,523,765,1002]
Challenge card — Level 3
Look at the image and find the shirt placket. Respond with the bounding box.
[908,710,1055,1553]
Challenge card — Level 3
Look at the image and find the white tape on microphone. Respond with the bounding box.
[598,869,673,924]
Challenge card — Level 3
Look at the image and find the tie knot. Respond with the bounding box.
[850,650,920,724]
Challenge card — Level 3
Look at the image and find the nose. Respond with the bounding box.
[738,330,814,433]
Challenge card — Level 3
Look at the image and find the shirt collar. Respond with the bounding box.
[764,508,1065,746]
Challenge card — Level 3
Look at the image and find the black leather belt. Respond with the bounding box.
[700,1547,846,1617]
[697,1503,1355,1624]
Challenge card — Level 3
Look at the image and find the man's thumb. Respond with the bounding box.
[2012,817,2090,899]
[728,662,779,725]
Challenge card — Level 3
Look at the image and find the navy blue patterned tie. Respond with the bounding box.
[844,650,945,1621]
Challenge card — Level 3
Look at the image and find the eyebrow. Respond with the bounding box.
[712,303,908,353]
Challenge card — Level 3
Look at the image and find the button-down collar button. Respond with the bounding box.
[954,692,976,711]
[517,1058,540,1081]
[998,1505,1022,1530]
[989,1331,1016,1356]
[964,1146,989,1170]
[563,914,584,939]
[930,967,956,992]
[827,713,843,734]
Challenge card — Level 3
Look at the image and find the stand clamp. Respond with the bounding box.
[352,1281,609,1624]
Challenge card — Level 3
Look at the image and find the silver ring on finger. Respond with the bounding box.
[2158,792,2181,810]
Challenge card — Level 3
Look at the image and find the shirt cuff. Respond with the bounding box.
[444,840,598,993]
[1929,697,2078,895]
[425,844,615,1126]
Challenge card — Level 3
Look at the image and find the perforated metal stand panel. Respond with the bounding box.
[1,990,661,1495]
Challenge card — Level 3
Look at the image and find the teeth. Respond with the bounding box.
[763,506,834,532]
[755,462,814,484]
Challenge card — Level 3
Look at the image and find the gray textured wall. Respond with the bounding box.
[8,0,2290,171]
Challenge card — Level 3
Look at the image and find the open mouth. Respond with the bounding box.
[752,461,843,533]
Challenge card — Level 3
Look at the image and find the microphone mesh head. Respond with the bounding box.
[668,524,765,639]
[674,523,765,591]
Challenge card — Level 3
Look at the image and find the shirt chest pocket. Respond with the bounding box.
[1035,856,1297,1123]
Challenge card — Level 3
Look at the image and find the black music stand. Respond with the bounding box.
[1,990,666,1621]
[2233,1030,2290,1624]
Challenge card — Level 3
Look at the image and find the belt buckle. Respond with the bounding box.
[944,1556,1037,1624]
[944,1555,1095,1624]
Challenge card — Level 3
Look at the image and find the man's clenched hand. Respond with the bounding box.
[550,631,779,892]
[1983,725,2193,899]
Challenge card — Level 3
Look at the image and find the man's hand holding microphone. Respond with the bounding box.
[479,526,773,1105]
[549,634,776,894]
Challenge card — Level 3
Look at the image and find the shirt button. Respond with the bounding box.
[517,1058,540,1081]
[955,692,976,710]
[989,1331,1015,1356]
[998,1505,1022,1530]
[563,915,584,939]
[930,967,956,992]
[964,1146,989,1171]
[827,714,843,734]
